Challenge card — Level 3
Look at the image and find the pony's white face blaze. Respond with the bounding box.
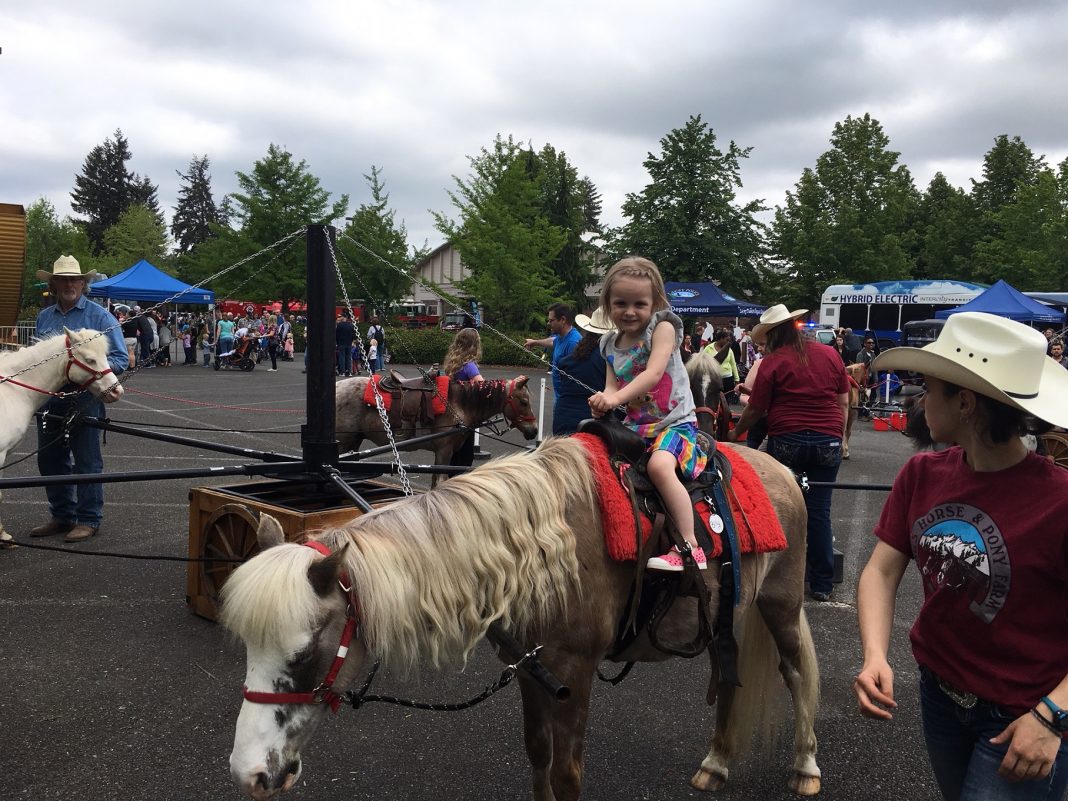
[230,637,326,799]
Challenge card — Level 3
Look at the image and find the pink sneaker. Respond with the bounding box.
[647,545,708,572]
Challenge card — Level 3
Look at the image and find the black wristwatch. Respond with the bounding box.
[1038,696,1068,733]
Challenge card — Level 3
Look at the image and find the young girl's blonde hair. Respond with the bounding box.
[599,256,669,316]
[442,328,482,377]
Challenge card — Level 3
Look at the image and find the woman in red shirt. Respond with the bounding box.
[728,304,849,602]
[854,312,1068,801]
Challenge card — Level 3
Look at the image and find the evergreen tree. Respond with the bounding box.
[612,115,767,295]
[770,113,917,307]
[172,155,223,256]
[338,166,415,309]
[70,129,160,254]
[434,135,566,329]
[184,144,348,308]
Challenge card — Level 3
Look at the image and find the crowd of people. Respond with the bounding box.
[111,307,297,371]
[22,251,1068,801]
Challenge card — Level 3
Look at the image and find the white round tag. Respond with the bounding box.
[709,513,725,534]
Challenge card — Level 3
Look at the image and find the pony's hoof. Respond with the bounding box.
[788,773,821,796]
[691,767,728,792]
[0,530,16,550]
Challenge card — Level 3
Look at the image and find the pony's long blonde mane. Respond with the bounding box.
[221,437,598,672]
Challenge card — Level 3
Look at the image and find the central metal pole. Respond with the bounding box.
[301,224,339,469]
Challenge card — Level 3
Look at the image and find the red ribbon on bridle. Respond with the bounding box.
[0,334,115,398]
[503,377,536,425]
[241,541,361,714]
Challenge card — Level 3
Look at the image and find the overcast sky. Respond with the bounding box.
[3,1,1067,262]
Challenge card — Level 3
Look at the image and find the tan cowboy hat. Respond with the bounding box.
[574,308,613,335]
[37,254,97,282]
[751,303,807,343]
[874,311,1068,428]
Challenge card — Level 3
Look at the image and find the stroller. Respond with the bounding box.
[214,336,259,371]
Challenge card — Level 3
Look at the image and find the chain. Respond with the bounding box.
[345,646,541,713]
[325,231,414,497]
[334,231,602,397]
[331,235,460,429]
[114,230,306,388]
[7,229,306,395]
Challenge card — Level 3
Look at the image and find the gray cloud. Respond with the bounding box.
[3,0,1067,255]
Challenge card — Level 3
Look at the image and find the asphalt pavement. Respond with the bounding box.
[0,357,940,801]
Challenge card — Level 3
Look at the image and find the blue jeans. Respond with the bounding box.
[337,346,352,375]
[36,396,106,527]
[766,429,841,595]
[919,667,1068,801]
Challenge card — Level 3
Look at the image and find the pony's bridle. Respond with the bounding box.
[241,541,362,714]
[64,334,115,391]
[503,377,536,427]
[0,334,114,398]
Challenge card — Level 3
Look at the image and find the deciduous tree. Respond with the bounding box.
[973,165,1068,289]
[102,204,169,269]
[184,144,348,308]
[911,173,980,280]
[22,198,91,311]
[434,136,566,329]
[532,145,601,309]
[770,113,917,307]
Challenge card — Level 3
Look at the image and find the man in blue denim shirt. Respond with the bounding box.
[31,256,128,543]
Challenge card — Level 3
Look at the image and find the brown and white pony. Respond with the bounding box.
[686,350,731,441]
[220,436,820,800]
[334,375,538,471]
[0,329,123,546]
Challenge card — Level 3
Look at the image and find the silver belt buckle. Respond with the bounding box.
[938,677,978,709]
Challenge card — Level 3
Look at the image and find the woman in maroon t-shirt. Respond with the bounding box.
[729,304,849,602]
[854,312,1068,800]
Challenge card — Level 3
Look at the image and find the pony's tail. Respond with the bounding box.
[723,604,819,760]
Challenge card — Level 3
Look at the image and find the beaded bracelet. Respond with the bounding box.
[1030,708,1061,736]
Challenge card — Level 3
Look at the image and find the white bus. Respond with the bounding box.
[820,279,987,345]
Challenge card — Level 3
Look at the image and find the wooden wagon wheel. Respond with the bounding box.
[201,503,261,606]
[1040,432,1068,469]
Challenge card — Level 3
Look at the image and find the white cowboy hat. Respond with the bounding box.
[37,254,97,282]
[574,308,613,336]
[751,303,807,343]
[874,311,1068,428]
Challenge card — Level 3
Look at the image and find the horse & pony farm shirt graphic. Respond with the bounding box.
[910,503,1010,624]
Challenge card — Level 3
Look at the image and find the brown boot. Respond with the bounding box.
[64,524,99,543]
[30,519,74,538]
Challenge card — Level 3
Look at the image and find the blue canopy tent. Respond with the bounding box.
[87,259,215,305]
[665,282,766,317]
[933,279,1064,324]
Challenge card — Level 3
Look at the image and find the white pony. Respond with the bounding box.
[0,328,124,546]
